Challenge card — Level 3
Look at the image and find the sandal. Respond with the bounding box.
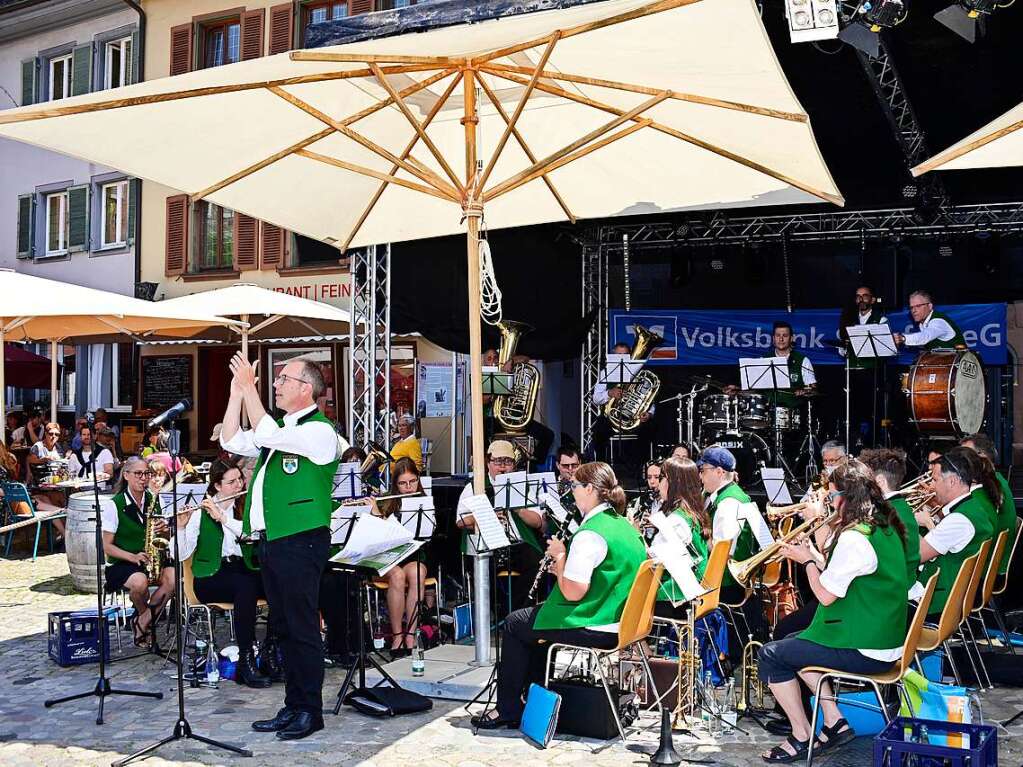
[762,735,810,763]
[130,613,151,648]
[815,718,856,752]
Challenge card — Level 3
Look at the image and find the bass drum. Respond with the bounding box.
[699,432,769,486]
[908,350,985,437]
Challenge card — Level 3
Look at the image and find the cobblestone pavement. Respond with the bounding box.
[0,551,1019,766]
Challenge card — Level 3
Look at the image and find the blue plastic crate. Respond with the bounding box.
[810,690,887,736]
[47,609,114,667]
[873,717,997,767]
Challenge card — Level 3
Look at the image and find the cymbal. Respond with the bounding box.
[821,338,846,349]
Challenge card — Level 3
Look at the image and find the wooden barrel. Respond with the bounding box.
[66,492,112,593]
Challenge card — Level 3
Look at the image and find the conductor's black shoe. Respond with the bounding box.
[275,711,324,740]
[471,712,519,730]
[252,707,298,732]
[236,649,272,689]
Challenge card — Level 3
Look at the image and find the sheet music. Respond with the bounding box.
[527,472,557,506]
[761,468,793,506]
[329,503,371,545]
[647,511,706,604]
[399,495,436,539]
[540,492,569,524]
[739,357,790,391]
[157,483,208,515]
[344,540,425,576]
[597,353,644,387]
[420,475,433,496]
[493,471,528,510]
[332,462,363,500]
[462,494,511,552]
[846,325,897,358]
[329,514,412,563]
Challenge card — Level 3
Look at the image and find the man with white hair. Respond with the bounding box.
[893,290,966,350]
[390,413,423,470]
[820,441,848,476]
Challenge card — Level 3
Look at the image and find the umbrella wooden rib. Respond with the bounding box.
[295,149,457,201]
[913,118,1023,176]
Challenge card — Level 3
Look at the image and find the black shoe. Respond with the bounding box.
[259,637,285,683]
[252,707,299,732]
[236,648,272,689]
[470,712,519,730]
[764,716,793,736]
[275,711,324,740]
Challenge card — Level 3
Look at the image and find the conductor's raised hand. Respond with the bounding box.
[229,353,259,393]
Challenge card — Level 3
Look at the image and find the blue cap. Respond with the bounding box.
[698,446,736,472]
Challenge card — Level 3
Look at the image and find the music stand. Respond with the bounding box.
[844,325,897,451]
[44,450,163,724]
[396,496,437,643]
[598,354,643,463]
[332,461,363,501]
[740,357,794,479]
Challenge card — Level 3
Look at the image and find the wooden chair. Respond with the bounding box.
[0,481,65,560]
[957,538,994,689]
[544,559,664,741]
[916,550,980,686]
[987,518,1023,655]
[969,530,1009,653]
[801,573,938,767]
[182,556,267,648]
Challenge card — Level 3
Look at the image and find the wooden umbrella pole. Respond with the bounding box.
[0,328,5,445]
[50,339,58,424]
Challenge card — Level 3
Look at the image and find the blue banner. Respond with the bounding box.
[610,304,1007,367]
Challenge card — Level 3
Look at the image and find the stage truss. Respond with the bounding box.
[348,243,392,451]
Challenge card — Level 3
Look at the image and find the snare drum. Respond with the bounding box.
[907,350,985,437]
[699,394,737,430]
[773,405,803,432]
[737,393,769,430]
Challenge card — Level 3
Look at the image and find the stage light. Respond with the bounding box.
[784,0,840,42]
[934,0,1002,43]
[838,0,907,56]
[901,183,920,200]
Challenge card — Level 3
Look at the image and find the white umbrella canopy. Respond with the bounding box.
[157,283,352,356]
[0,269,246,428]
[913,101,1023,175]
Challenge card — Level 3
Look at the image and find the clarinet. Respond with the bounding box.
[528,525,577,601]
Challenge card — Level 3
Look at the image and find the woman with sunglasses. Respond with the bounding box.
[26,421,68,537]
[757,460,908,763]
[369,456,430,654]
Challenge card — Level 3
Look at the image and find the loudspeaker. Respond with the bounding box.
[549,677,637,740]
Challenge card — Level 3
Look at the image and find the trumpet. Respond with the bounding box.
[899,472,932,493]
[728,509,838,587]
[765,486,827,522]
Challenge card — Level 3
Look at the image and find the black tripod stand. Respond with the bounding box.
[114,416,252,765]
[44,450,163,724]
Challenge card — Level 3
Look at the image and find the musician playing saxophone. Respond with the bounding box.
[101,457,175,648]
[757,460,909,762]
[651,457,711,619]
[915,447,994,618]
[471,462,646,730]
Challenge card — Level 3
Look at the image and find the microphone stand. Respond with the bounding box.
[114,418,251,765]
[44,448,163,723]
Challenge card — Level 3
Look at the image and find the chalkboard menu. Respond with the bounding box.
[141,355,192,410]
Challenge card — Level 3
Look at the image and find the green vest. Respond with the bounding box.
[919,494,994,616]
[709,482,755,589]
[240,409,339,546]
[108,489,150,564]
[995,472,1017,574]
[766,349,808,408]
[920,310,966,351]
[889,495,920,587]
[657,508,709,603]
[534,507,646,630]
[801,524,907,650]
[192,509,257,578]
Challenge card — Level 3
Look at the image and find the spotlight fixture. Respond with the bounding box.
[934,0,1003,43]
[901,183,920,200]
[784,0,840,42]
[837,0,907,56]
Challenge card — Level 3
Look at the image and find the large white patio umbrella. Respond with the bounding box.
[157,283,352,357]
[0,0,842,660]
[0,269,245,432]
[912,101,1023,175]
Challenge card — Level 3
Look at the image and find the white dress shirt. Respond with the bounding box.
[818,528,902,662]
[562,503,619,633]
[923,490,975,556]
[708,485,774,553]
[68,447,114,477]
[591,381,655,414]
[904,311,956,348]
[220,405,345,533]
[174,498,244,561]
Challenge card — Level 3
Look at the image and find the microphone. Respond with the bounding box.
[147,398,192,429]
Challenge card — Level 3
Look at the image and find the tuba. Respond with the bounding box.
[605,325,663,432]
[492,320,541,434]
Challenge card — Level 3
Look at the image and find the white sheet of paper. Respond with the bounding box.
[846,324,897,358]
[597,353,644,386]
[494,471,528,510]
[345,539,425,576]
[462,493,511,553]
[420,475,433,496]
[330,514,412,563]
[761,468,793,505]
[541,492,569,523]
[333,462,363,499]
[740,357,790,390]
[647,511,705,604]
[158,484,208,515]
[399,495,435,539]
[330,503,371,545]
[527,472,557,506]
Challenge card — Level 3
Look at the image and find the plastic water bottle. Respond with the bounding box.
[411,631,425,677]
[722,679,737,729]
[205,644,220,688]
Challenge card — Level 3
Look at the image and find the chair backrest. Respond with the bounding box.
[182,557,200,607]
[899,573,938,676]
[1,481,36,516]
[977,530,1009,611]
[961,538,993,618]
[992,518,1023,597]
[933,551,979,644]
[694,540,731,620]
[615,559,664,651]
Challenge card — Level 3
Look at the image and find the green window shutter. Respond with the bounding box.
[71,43,93,96]
[21,58,37,106]
[129,30,140,84]
[17,194,36,258]
[67,184,90,252]
[126,178,139,245]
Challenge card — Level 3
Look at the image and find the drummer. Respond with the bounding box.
[893,291,966,351]
[765,320,816,409]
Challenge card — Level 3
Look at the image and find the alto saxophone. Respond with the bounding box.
[142,490,169,584]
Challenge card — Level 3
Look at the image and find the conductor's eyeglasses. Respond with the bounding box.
[274,373,310,386]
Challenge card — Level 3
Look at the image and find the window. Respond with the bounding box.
[378,0,413,9]
[201,18,241,69]
[194,201,235,270]
[100,180,129,247]
[49,53,72,101]
[45,190,68,255]
[104,36,132,89]
[305,1,348,26]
